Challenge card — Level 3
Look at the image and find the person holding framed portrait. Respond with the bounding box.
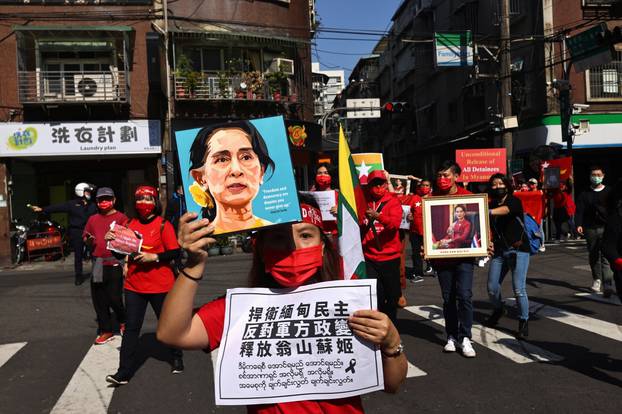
[429,161,477,358]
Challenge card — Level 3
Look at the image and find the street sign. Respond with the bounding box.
[566,23,613,73]
[435,31,474,67]
[346,98,381,119]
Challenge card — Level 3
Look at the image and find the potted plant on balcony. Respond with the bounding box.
[175,54,202,98]
[242,71,264,100]
[266,69,288,102]
[217,71,231,99]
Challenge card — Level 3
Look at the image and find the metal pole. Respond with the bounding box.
[500,0,513,172]
[162,0,174,198]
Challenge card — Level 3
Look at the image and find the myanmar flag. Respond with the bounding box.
[337,126,367,280]
[351,153,384,185]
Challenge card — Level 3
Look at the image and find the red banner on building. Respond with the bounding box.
[456,148,507,182]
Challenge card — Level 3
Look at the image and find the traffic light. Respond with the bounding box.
[383,101,410,113]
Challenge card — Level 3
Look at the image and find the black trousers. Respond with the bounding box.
[118,290,182,378]
[68,228,85,277]
[409,233,425,277]
[365,258,401,323]
[91,265,126,333]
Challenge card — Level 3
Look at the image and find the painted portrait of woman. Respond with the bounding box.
[188,121,275,234]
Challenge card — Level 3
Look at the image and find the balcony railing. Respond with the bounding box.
[174,72,297,102]
[588,61,622,101]
[18,71,127,104]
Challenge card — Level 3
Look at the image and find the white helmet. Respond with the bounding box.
[75,182,92,198]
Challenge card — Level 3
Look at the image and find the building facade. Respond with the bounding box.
[311,62,345,116]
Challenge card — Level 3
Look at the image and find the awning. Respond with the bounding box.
[164,20,308,46]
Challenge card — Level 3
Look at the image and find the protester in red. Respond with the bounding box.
[360,170,403,323]
[310,164,338,239]
[104,185,184,386]
[408,179,431,281]
[157,193,407,414]
[83,187,127,345]
[430,161,477,358]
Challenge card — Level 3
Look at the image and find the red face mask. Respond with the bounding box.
[135,201,155,218]
[97,200,113,212]
[370,185,387,200]
[264,245,323,288]
[315,174,332,190]
[417,187,431,196]
[436,177,453,192]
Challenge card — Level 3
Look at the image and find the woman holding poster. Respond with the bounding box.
[104,185,184,386]
[188,121,275,234]
[309,164,338,239]
[157,194,407,413]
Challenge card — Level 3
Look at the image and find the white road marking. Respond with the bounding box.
[0,342,27,368]
[565,246,581,250]
[572,265,591,272]
[404,305,563,364]
[506,298,622,342]
[574,292,622,306]
[50,337,120,414]
[406,361,427,378]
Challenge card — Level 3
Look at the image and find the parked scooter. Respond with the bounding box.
[22,209,68,262]
[9,219,28,264]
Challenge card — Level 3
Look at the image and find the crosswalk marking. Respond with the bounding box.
[506,298,622,342]
[404,305,563,364]
[0,342,27,369]
[50,337,120,414]
[572,265,591,272]
[565,246,580,250]
[574,292,622,306]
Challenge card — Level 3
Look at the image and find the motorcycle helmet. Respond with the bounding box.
[75,182,92,198]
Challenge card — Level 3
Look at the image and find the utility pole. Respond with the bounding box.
[499,0,513,172]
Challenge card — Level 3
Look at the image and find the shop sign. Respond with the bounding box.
[0,120,161,157]
[456,148,507,182]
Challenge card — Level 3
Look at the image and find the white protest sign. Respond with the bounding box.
[400,205,411,230]
[300,191,337,222]
[214,279,383,406]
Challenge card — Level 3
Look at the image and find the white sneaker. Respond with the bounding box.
[591,279,602,293]
[538,245,546,252]
[443,336,457,353]
[460,337,476,358]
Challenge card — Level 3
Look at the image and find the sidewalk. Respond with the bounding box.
[0,253,86,273]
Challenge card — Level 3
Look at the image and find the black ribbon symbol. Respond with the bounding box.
[345,358,356,374]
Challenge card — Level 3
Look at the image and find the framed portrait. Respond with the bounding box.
[174,116,301,235]
[542,167,560,190]
[389,174,411,195]
[422,194,490,259]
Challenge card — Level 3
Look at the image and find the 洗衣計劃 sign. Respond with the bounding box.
[0,120,161,157]
[456,148,507,182]
[215,279,383,406]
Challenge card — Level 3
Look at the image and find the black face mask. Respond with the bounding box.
[490,187,507,198]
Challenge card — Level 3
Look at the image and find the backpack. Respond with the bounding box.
[516,213,542,255]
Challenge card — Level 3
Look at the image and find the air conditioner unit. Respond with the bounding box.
[269,58,295,75]
[73,73,116,101]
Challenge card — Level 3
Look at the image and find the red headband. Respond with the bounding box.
[300,203,323,229]
[135,185,157,198]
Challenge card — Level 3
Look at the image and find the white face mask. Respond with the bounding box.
[84,194,91,200]
[590,176,603,186]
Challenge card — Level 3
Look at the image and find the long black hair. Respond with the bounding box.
[248,192,341,288]
[188,121,275,220]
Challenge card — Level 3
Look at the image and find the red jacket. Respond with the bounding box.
[361,192,403,262]
[445,219,472,248]
[408,194,424,235]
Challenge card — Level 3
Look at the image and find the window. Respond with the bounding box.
[183,48,223,72]
[587,51,622,100]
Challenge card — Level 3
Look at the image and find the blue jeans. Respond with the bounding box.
[436,261,474,340]
[487,249,530,321]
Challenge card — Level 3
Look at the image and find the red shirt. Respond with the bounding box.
[432,185,471,197]
[445,219,471,248]
[83,211,128,264]
[124,216,179,294]
[361,192,403,262]
[196,298,365,414]
[408,194,424,235]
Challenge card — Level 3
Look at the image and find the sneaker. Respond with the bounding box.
[410,275,425,283]
[119,323,126,336]
[74,274,84,286]
[485,307,506,327]
[397,296,407,308]
[424,266,434,274]
[443,336,458,353]
[94,332,114,345]
[459,337,476,358]
[591,279,602,293]
[171,357,184,374]
[106,373,129,386]
[538,245,546,253]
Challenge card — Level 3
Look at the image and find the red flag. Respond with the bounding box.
[541,157,573,180]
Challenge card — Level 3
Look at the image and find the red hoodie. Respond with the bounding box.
[361,192,403,262]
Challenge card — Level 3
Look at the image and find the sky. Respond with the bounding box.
[314,0,403,81]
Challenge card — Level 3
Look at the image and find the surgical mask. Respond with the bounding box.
[135,201,155,218]
[417,187,431,196]
[315,174,332,190]
[490,187,507,198]
[436,177,453,192]
[370,186,387,200]
[264,245,323,288]
[97,200,113,212]
[84,193,91,201]
[590,176,603,186]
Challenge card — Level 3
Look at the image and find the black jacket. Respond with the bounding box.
[43,198,98,230]
[575,186,611,228]
[602,206,622,266]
